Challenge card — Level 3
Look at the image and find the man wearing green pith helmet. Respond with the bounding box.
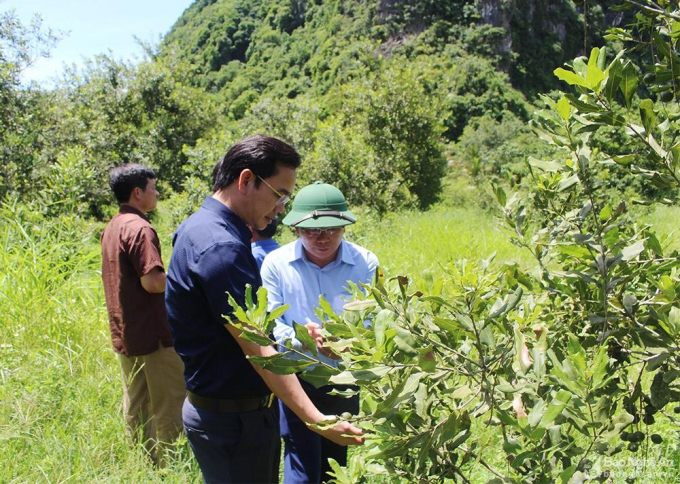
[260,181,379,484]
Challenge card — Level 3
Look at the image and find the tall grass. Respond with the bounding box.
[0,200,199,483]
[348,205,531,287]
[2,194,677,482]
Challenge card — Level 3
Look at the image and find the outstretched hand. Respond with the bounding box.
[312,417,364,446]
[305,322,340,360]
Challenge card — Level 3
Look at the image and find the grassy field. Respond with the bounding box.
[1,196,677,483]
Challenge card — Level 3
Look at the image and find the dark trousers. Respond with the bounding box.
[182,397,281,484]
[281,381,360,484]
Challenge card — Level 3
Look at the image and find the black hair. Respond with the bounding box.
[255,217,279,239]
[212,135,301,193]
[108,164,156,204]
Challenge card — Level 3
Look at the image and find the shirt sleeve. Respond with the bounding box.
[193,241,260,326]
[261,257,302,352]
[128,225,164,277]
[366,251,379,283]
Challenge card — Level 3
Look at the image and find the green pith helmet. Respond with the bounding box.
[282,181,357,228]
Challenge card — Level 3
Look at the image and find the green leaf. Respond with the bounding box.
[586,64,606,92]
[373,309,393,347]
[621,239,646,261]
[554,68,590,88]
[226,291,250,325]
[558,174,580,191]
[668,307,680,337]
[293,321,318,356]
[236,330,275,346]
[539,390,573,428]
[639,98,656,134]
[330,366,392,385]
[267,304,289,323]
[247,354,313,374]
[650,372,671,409]
[343,299,378,311]
[301,365,339,388]
[557,96,572,120]
[591,345,611,390]
[528,157,562,172]
[603,58,624,100]
[619,62,638,108]
[565,93,604,113]
[394,326,418,356]
[557,465,578,484]
[494,185,507,206]
[433,316,460,334]
[528,399,546,429]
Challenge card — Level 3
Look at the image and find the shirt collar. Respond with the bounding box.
[293,239,356,267]
[201,196,252,245]
[119,204,149,222]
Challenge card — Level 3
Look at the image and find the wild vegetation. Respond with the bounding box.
[1,0,678,482]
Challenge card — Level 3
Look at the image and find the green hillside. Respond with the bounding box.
[161,0,619,100]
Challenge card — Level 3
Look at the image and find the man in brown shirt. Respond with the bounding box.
[101,164,185,466]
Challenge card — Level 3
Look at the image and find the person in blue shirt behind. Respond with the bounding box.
[251,216,281,269]
[260,182,379,484]
[165,137,363,484]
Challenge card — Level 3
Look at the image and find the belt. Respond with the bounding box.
[187,391,275,413]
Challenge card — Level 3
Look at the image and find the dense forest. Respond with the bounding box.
[2,0,657,222]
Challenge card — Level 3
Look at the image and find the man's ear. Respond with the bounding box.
[237,169,254,192]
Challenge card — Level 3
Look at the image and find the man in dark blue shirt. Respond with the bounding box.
[165,135,363,483]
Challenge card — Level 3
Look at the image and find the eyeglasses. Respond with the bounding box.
[257,175,291,206]
[299,227,343,237]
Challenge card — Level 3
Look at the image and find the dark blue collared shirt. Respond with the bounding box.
[166,196,269,398]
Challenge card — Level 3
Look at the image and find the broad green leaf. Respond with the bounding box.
[266,304,289,324]
[650,372,671,409]
[529,157,562,172]
[317,294,335,317]
[452,384,473,400]
[668,307,680,336]
[489,298,508,319]
[539,390,573,428]
[603,57,624,100]
[567,335,588,373]
[433,316,460,334]
[343,299,378,311]
[528,399,546,429]
[599,204,612,221]
[612,154,636,165]
[557,465,578,484]
[394,325,418,356]
[293,321,318,356]
[557,96,572,120]
[235,329,274,346]
[619,62,638,108]
[646,232,664,257]
[327,458,349,483]
[254,286,268,320]
[591,345,611,390]
[373,308,393,347]
[494,185,507,206]
[621,239,646,261]
[247,354,313,374]
[554,68,590,88]
[331,366,392,385]
[586,64,606,92]
[506,287,523,312]
[565,93,604,113]
[301,365,339,388]
[558,174,580,191]
[639,98,656,134]
[226,292,250,325]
